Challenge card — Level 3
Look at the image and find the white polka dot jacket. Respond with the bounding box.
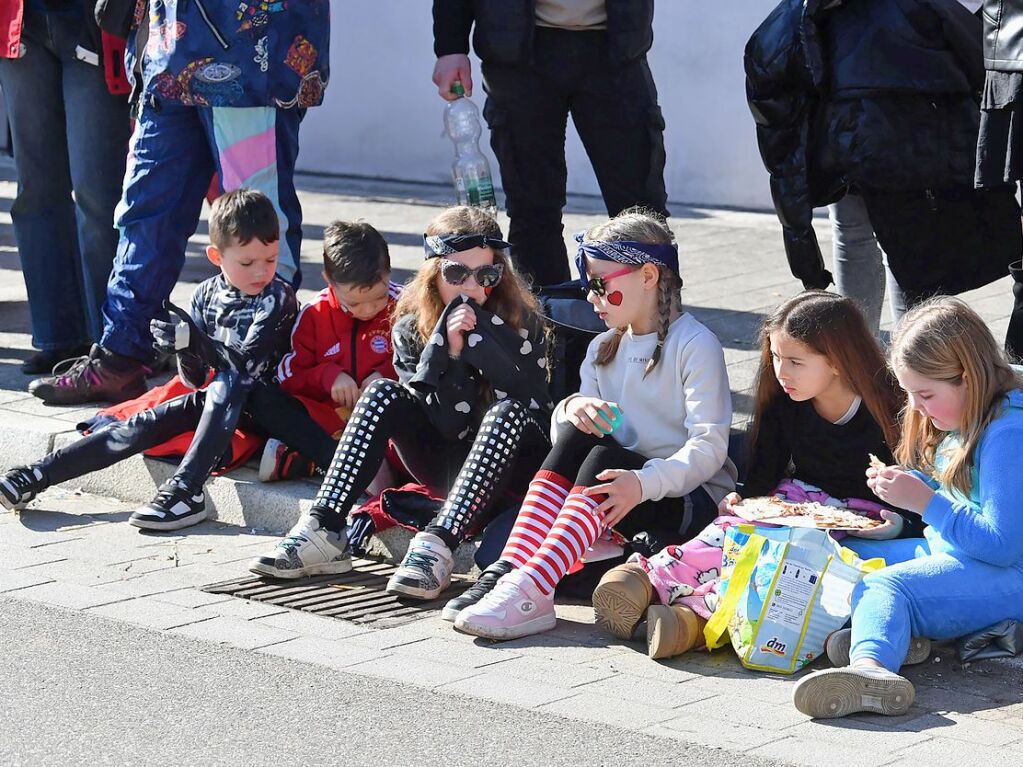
[391,297,553,441]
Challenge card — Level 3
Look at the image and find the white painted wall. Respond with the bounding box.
[298,1,775,210]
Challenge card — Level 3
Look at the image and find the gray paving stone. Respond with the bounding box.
[191,598,290,621]
[778,719,932,752]
[574,673,717,709]
[10,581,131,611]
[883,737,1019,765]
[674,693,808,731]
[169,615,298,651]
[644,715,788,752]
[491,633,630,666]
[682,669,797,706]
[539,692,680,731]
[0,568,55,593]
[251,609,375,642]
[391,636,520,670]
[483,654,616,688]
[582,649,715,685]
[344,654,480,689]
[0,541,67,569]
[258,635,386,670]
[437,671,577,708]
[891,712,1023,747]
[86,596,215,631]
[148,588,235,609]
[750,736,897,767]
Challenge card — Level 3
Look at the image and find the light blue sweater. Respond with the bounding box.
[920,390,1023,568]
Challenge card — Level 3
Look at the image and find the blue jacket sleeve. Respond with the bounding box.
[922,421,1023,567]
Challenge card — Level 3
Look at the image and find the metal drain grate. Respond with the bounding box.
[202,557,470,628]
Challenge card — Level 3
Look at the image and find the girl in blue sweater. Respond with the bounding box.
[793,297,1023,718]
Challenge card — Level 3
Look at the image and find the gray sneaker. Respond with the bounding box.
[249,516,353,579]
[386,532,453,600]
[826,628,931,668]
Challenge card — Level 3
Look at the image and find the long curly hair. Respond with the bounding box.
[392,206,539,342]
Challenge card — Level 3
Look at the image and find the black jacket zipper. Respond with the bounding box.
[350,319,360,380]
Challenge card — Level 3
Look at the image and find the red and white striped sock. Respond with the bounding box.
[517,487,605,596]
[499,470,572,567]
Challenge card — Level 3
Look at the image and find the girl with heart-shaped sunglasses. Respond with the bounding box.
[451,208,738,641]
[250,206,555,596]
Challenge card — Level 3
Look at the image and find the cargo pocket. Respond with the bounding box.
[482,101,518,200]
[645,105,668,209]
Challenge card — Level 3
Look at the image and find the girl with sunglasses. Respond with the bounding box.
[448,209,737,639]
[251,206,553,597]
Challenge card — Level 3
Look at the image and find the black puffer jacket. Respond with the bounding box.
[746,0,985,289]
[984,0,1023,70]
[433,0,654,65]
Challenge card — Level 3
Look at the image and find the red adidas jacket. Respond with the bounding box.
[277,282,401,437]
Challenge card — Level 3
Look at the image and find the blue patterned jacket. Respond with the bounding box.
[126,0,330,108]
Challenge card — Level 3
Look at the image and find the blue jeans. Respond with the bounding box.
[843,536,1023,672]
[0,9,130,350]
[829,193,908,336]
[100,102,303,362]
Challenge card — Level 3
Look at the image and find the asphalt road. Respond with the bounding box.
[0,597,786,767]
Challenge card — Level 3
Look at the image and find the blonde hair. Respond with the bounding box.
[392,206,539,341]
[891,296,1023,498]
[748,292,904,464]
[587,208,680,377]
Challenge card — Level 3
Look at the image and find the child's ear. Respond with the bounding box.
[206,245,222,267]
[641,263,661,289]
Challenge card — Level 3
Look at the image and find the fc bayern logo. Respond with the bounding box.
[370,334,389,354]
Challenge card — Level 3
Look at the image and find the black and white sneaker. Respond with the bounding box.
[249,515,353,579]
[129,481,208,531]
[441,559,513,622]
[386,531,454,600]
[0,466,45,511]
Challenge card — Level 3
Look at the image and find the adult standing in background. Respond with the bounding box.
[27,0,331,405]
[0,0,131,374]
[431,0,669,288]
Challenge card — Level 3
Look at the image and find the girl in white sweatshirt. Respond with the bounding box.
[448,209,737,640]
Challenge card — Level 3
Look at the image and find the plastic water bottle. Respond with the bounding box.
[444,81,498,217]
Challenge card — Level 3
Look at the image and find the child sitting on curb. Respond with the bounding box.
[246,221,402,485]
[0,190,297,530]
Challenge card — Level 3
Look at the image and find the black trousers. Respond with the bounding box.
[36,373,247,494]
[312,379,550,548]
[244,382,339,470]
[481,27,668,287]
[540,422,717,543]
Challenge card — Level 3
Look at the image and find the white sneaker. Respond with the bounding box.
[454,569,557,640]
[249,516,353,579]
[385,532,454,600]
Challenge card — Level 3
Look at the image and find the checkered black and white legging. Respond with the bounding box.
[311,379,549,547]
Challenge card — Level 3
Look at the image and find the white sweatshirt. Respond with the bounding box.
[553,313,737,504]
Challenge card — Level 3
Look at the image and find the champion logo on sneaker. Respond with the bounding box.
[519,602,535,614]
[324,342,341,358]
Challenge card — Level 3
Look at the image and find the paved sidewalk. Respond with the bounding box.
[2,487,1022,767]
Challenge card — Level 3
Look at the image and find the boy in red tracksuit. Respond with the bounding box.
[246,221,402,481]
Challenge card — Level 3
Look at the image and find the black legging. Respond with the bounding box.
[36,372,247,494]
[538,421,716,541]
[310,378,549,548]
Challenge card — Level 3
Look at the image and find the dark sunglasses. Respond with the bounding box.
[440,259,505,288]
[586,266,636,297]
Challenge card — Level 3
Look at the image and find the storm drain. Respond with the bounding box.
[202,557,470,629]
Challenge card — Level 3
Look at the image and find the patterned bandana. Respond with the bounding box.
[423,233,512,260]
[574,232,680,285]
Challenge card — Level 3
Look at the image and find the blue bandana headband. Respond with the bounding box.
[423,233,512,260]
[574,232,680,285]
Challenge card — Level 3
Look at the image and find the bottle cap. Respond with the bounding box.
[451,81,466,97]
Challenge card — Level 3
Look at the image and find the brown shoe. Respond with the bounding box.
[592,563,653,639]
[646,604,706,659]
[28,344,147,405]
